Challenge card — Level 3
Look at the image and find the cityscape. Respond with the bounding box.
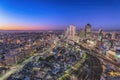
[0,0,120,80]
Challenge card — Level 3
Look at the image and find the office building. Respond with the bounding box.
[66,25,76,40]
[98,29,103,41]
[85,24,91,38]
[65,27,69,38]
[79,28,85,39]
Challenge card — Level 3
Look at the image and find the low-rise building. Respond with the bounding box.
[5,53,16,65]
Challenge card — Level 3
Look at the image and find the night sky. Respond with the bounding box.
[0,0,120,30]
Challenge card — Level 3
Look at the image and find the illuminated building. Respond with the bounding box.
[96,29,103,49]
[66,25,76,40]
[98,29,103,41]
[16,39,21,44]
[79,28,85,39]
[111,32,119,40]
[114,45,120,52]
[5,53,17,65]
[103,39,112,49]
[105,33,112,39]
[65,27,69,37]
[85,24,91,38]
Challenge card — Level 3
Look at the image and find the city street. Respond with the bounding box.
[0,39,58,80]
[0,56,33,80]
[59,39,103,80]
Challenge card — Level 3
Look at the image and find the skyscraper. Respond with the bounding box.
[65,27,69,38]
[66,25,76,40]
[98,29,103,41]
[96,29,103,49]
[80,28,85,39]
[85,24,91,38]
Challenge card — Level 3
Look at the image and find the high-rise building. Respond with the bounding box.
[65,25,76,40]
[79,28,85,39]
[65,27,69,38]
[96,29,103,49]
[69,25,76,40]
[98,29,103,41]
[112,32,117,40]
[85,24,91,38]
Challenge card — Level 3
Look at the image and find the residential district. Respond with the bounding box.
[0,24,120,80]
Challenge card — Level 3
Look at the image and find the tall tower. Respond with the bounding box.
[80,28,85,39]
[98,29,103,41]
[85,24,91,38]
[96,29,103,49]
[65,27,69,37]
[68,25,76,40]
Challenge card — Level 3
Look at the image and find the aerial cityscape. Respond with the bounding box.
[0,0,120,80]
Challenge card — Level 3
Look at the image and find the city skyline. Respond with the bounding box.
[0,0,120,30]
[0,25,120,80]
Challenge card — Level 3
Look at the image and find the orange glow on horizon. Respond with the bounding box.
[0,26,46,30]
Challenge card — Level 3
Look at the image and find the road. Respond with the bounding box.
[0,37,49,80]
[72,54,102,80]
[72,40,120,72]
[66,39,120,79]
[0,39,59,80]
[0,56,33,80]
[85,54,102,80]
[61,39,103,80]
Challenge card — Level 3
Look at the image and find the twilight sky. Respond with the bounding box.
[0,0,120,30]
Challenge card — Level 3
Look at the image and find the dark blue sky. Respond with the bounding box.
[0,0,120,30]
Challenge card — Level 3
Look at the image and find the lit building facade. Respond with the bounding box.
[98,29,103,41]
[79,28,85,39]
[96,29,103,49]
[85,24,91,38]
[65,27,69,38]
[66,25,76,40]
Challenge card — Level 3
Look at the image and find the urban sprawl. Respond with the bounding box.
[0,24,120,80]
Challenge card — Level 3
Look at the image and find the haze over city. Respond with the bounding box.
[0,0,120,30]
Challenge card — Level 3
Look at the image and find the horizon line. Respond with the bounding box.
[0,29,120,31]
